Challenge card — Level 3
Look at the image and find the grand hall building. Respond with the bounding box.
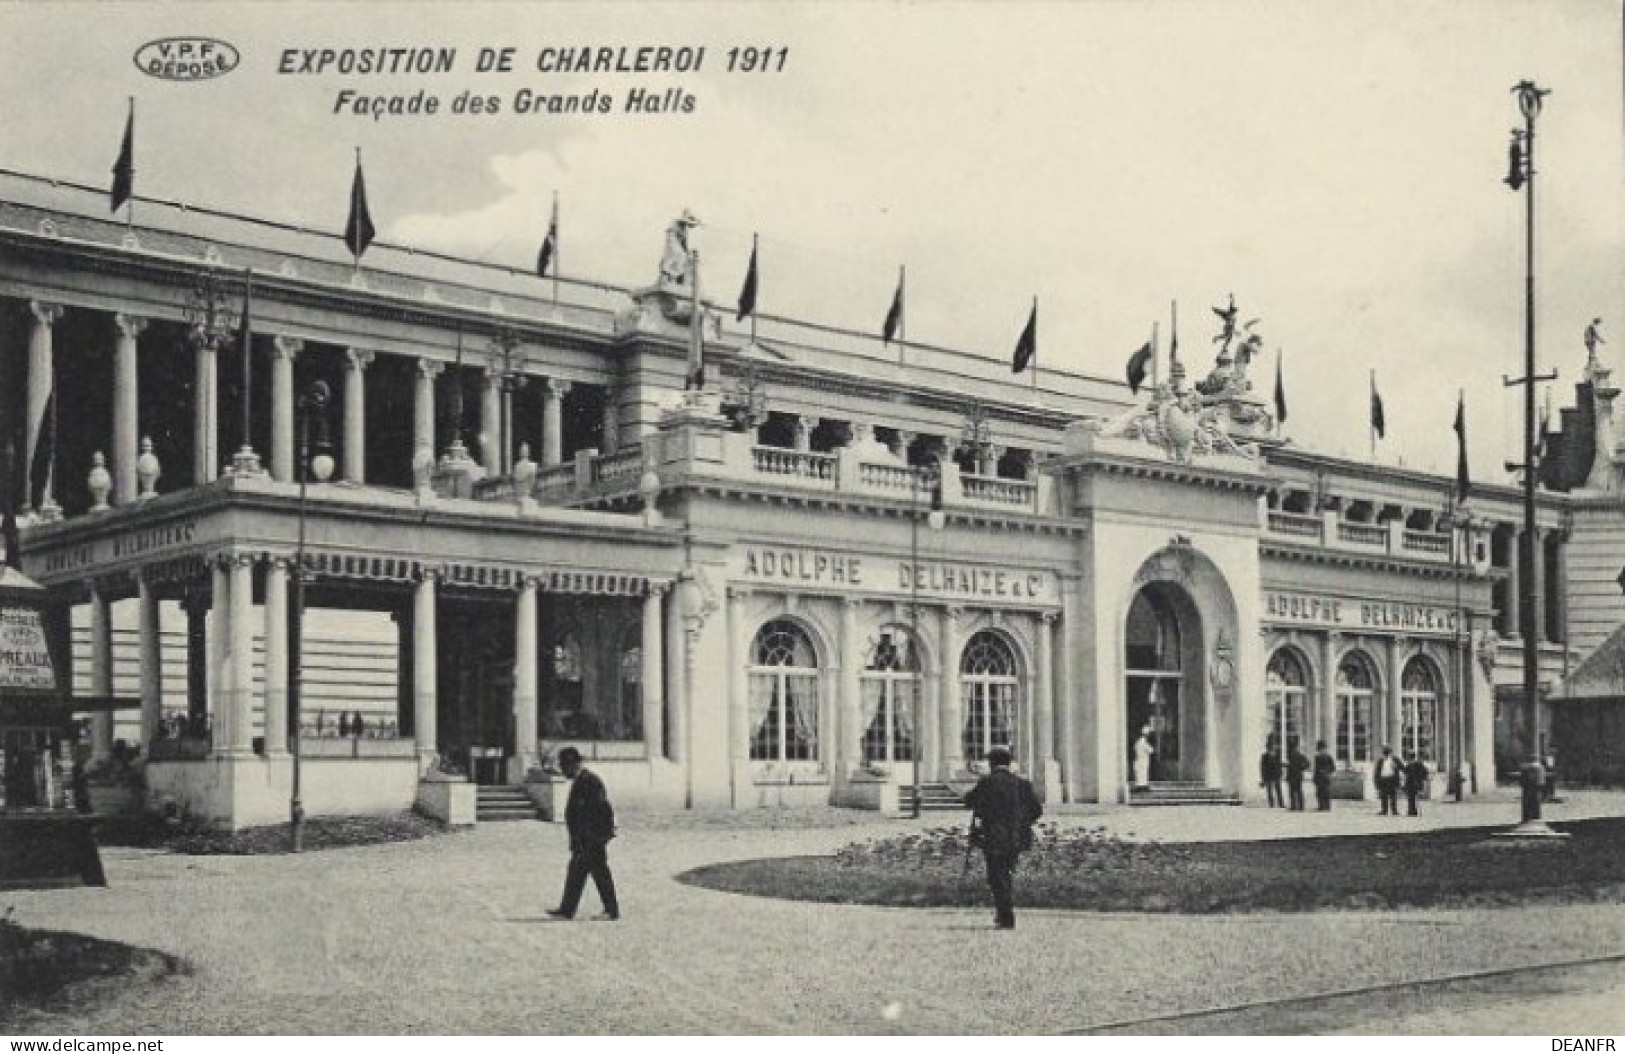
[0,168,1619,826]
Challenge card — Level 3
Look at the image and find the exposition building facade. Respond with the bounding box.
[0,169,1617,827]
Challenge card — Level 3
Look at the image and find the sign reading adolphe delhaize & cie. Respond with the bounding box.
[734,545,1058,606]
[1264,590,1460,637]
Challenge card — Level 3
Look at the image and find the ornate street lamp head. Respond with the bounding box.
[1512,80,1547,121]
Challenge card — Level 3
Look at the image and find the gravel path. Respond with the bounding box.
[4,791,1623,1035]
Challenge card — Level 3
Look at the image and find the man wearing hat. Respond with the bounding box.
[547,746,620,921]
[963,746,1043,930]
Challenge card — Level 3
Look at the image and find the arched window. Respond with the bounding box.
[1265,649,1310,751]
[748,619,820,762]
[616,623,644,743]
[1335,653,1377,767]
[1400,658,1439,762]
[862,628,919,764]
[961,631,1020,763]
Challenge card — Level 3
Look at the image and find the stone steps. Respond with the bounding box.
[475,785,540,822]
[1129,782,1242,807]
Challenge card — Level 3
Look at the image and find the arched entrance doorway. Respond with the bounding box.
[1124,582,1205,783]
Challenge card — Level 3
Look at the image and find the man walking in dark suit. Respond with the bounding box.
[963,747,1042,930]
[548,746,620,921]
[1402,751,1429,817]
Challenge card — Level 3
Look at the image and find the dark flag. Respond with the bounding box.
[1011,301,1037,374]
[343,150,376,260]
[1273,351,1288,424]
[882,268,905,344]
[736,237,758,322]
[1370,373,1385,439]
[1126,342,1153,394]
[1453,390,1470,503]
[110,102,134,213]
[536,195,558,277]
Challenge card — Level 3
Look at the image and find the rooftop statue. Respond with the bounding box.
[658,209,700,286]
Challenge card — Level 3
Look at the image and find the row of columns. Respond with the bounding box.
[86,556,677,778]
[16,300,591,510]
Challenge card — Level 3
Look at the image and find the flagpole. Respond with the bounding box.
[1030,295,1038,391]
[240,268,253,462]
[124,97,135,231]
[552,190,560,305]
[351,147,362,272]
[1369,369,1377,460]
[898,265,907,364]
[687,250,704,390]
[1150,321,1160,391]
[750,233,758,346]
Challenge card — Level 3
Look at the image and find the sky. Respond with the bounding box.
[2,0,1621,483]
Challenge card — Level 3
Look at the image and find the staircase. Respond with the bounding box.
[898,783,967,813]
[1128,781,1242,806]
[476,785,541,822]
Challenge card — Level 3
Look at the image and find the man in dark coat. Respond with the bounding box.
[1402,751,1429,817]
[1285,737,1309,812]
[548,746,620,921]
[1312,739,1336,812]
[1260,736,1284,808]
[962,746,1042,929]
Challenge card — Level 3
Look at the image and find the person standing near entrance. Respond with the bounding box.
[1402,751,1429,817]
[1373,744,1403,816]
[1312,740,1336,811]
[547,747,620,921]
[963,746,1042,930]
[1260,735,1284,808]
[1131,725,1154,789]
[1285,737,1309,812]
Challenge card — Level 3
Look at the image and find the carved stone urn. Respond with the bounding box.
[136,436,161,499]
[87,451,112,511]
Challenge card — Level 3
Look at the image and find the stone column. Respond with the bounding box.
[1385,636,1404,751]
[270,336,302,483]
[542,379,571,467]
[113,314,146,505]
[208,559,229,749]
[840,598,863,777]
[89,583,114,760]
[510,575,539,781]
[794,415,817,452]
[1058,576,1081,802]
[643,582,668,760]
[1035,613,1056,788]
[229,554,256,755]
[665,576,688,763]
[262,557,289,756]
[1525,527,1544,645]
[726,587,750,799]
[24,301,62,512]
[343,348,373,484]
[414,358,442,466]
[194,333,218,486]
[481,364,502,475]
[1320,633,1340,752]
[938,607,962,776]
[137,574,163,749]
[413,570,439,770]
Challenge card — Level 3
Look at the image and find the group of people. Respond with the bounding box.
[1259,735,1334,811]
[1262,737,1430,815]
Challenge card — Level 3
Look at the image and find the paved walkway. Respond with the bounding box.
[4,792,1624,1035]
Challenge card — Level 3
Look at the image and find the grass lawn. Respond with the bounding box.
[95,811,452,855]
[677,818,1625,913]
[0,910,186,1027]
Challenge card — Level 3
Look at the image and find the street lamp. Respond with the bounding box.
[1503,78,1554,827]
[183,267,259,475]
[289,380,333,852]
[908,456,946,818]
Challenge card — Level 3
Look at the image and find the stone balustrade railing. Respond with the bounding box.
[752,446,838,484]
[962,472,1037,509]
[1263,507,1480,569]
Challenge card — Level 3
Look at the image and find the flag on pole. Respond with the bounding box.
[1126,342,1153,394]
[882,267,905,345]
[536,194,558,277]
[110,100,134,214]
[1369,373,1385,439]
[1011,300,1037,374]
[736,236,758,321]
[1453,389,1470,503]
[343,149,376,261]
[1273,351,1288,424]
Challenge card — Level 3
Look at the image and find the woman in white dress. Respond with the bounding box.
[1132,725,1154,788]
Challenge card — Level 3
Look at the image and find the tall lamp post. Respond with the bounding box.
[1503,79,1555,827]
[908,456,946,818]
[289,380,333,852]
